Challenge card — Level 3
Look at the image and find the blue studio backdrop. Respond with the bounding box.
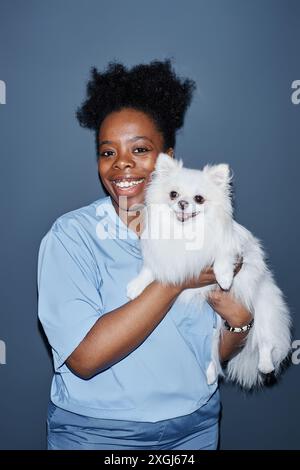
[0,0,299,449]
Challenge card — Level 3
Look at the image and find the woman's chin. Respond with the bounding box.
[113,195,145,213]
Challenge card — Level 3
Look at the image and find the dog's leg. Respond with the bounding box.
[258,345,275,374]
[206,361,218,385]
[213,254,235,291]
[206,315,223,384]
[126,266,155,299]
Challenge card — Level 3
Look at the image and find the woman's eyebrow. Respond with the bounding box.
[129,136,154,144]
[99,136,154,147]
[99,140,113,146]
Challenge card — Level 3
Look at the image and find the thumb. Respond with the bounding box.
[207,286,221,302]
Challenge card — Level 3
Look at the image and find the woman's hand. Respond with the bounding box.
[206,288,253,328]
[176,258,252,328]
[179,259,243,290]
[207,286,254,362]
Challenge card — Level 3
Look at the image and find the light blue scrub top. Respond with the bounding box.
[37,195,218,422]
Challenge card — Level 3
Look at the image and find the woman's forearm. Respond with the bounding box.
[219,328,251,362]
[66,281,181,379]
[207,288,253,363]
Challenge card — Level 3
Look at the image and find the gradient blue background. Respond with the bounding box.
[0,0,299,449]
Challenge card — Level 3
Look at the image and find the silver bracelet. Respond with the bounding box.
[224,317,254,333]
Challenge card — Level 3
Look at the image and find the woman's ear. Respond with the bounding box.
[165,147,174,158]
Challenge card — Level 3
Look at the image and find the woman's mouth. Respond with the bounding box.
[111,178,146,195]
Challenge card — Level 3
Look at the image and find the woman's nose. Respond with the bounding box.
[113,153,134,169]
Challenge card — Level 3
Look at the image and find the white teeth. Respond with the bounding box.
[175,211,200,222]
[114,178,144,188]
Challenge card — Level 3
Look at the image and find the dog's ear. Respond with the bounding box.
[154,153,183,175]
[203,163,232,188]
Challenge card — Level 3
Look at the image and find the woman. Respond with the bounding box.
[37,59,253,450]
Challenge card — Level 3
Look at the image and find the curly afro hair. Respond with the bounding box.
[76,59,196,158]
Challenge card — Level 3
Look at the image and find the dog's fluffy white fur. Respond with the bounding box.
[127,153,292,389]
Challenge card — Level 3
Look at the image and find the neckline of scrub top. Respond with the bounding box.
[103,196,142,259]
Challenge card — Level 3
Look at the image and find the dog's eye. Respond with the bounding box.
[194,195,205,204]
[170,191,179,200]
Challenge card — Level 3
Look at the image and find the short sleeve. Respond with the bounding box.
[37,219,103,373]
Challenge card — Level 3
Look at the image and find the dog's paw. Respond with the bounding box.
[258,349,275,375]
[215,271,234,291]
[206,361,218,385]
[126,279,146,300]
[258,361,275,375]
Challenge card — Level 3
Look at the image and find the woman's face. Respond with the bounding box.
[98,108,173,214]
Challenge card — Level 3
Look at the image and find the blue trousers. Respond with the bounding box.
[47,390,220,450]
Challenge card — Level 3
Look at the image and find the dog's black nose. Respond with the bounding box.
[178,200,189,210]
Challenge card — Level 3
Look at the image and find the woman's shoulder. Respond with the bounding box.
[38,195,111,258]
[47,195,110,237]
[37,197,111,287]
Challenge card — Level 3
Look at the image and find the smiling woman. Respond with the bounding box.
[37,59,251,451]
[76,60,194,230]
[98,108,170,218]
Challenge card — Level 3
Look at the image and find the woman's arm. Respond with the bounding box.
[180,261,253,363]
[66,265,249,379]
[67,268,219,379]
[207,288,253,362]
[66,281,182,379]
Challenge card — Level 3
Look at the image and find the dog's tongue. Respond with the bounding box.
[179,212,190,221]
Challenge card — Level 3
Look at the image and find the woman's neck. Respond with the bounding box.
[111,198,145,238]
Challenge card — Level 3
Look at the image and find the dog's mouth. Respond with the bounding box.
[174,211,200,222]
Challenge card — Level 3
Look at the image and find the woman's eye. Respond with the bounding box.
[133,147,149,154]
[100,150,114,157]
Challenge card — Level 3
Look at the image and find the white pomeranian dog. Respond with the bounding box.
[127,153,291,389]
